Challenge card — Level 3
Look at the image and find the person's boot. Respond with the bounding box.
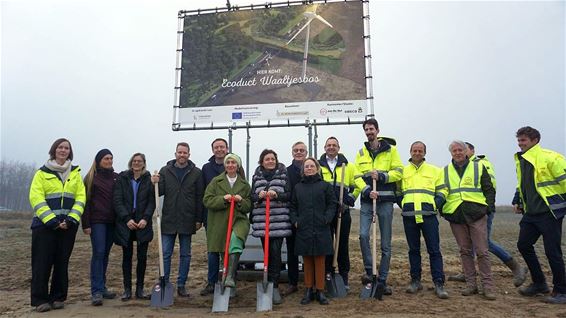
[505,258,528,287]
[136,285,150,300]
[461,286,478,296]
[448,272,466,282]
[316,290,329,305]
[272,287,282,305]
[519,282,550,296]
[405,279,423,294]
[300,288,314,305]
[121,287,132,301]
[224,253,240,288]
[200,283,215,296]
[483,289,497,301]
[434,282,449,299]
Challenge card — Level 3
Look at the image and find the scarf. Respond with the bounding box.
[45,159,72,182]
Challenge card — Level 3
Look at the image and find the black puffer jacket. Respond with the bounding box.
[250,163,292,238]
[113,170,155,246]
[157,160,204,235]
[289,174,335,256]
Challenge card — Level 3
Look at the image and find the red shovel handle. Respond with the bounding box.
[263,196,270,270]
[222,196,236,280]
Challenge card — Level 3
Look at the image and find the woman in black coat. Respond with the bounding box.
[289,158,335,305]
[113,153,155,301]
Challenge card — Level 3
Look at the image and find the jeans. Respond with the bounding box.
[90,223,114,296]
[487,212,513,263]
[359,201,393,282]
[122,231,149,290]
[162,233,192,287]
[402,215,444,284]
[517,212,566,294]
[207,252,220,284]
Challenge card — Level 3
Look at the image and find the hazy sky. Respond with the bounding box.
[1,0,564,205]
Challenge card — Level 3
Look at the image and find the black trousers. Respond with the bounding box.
[260,237,283,287]
[325,210,352,283]
[122,231,149,290]
[31,225,78,306]
[518,212,566,294]
[285,228,299,286]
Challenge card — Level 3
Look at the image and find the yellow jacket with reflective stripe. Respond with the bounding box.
[441,160,487,214]
[399,161,445,223]
[319,154,366,206]
[470,154,496,189]
[354,139,403,202]
[514,144,566,218]
[29,165,86,226]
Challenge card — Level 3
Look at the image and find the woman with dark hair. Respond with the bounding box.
[113,153,154,301]
[203,153,251,289]
[250,149,292,305]
[29,138,86,312]
[289,158,335,305]
[82,149,119,306]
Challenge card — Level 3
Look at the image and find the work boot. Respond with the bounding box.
[224,253,240,288]
[448,272,466,282]
[136,286,150,300]
[51,301,64,310]
[200,283,215,296]
[543,293,566,304]
[316,290,329,305]
[35,303,51,312]
[102,289,116,299]
[273,288,282,305]
[519,283,550,297]
[461,286,478,296]
[177,286,190,297]
[505,258,528,287]
[434,282,449,299]
[300,288,314,305]
[91,293,103,306]
[383,284,393,296]
[405,279,423,294]
[121,288,132,301]
[483,289,496,301]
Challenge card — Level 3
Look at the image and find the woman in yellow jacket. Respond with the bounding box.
[29,138,86,312]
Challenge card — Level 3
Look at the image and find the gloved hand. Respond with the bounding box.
[344,193,356,207]
[45,218,61,230]
[66,216,79,227]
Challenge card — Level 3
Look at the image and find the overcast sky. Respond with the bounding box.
[1,0,564,205]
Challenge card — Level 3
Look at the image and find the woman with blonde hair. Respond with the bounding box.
[82,149,119,306]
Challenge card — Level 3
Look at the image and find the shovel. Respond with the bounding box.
[257,195,273,312]
[150,179,174,308]
[360,179,385,300]
[326,163,347,298]
[212,196,236,312]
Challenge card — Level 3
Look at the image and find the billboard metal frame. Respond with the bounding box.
[172,0,374,131]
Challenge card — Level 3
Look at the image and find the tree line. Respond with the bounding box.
[0,160,36,211]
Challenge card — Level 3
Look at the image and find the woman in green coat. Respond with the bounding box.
[203,153,251,288]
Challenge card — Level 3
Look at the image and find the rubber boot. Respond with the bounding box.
[505,258,528,287]
[300,288,314,305]
[224,253,240,288]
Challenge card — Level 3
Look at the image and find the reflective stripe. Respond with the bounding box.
[451,188,483,193]
[549,202,566,211]
[33,202,48,211]
[538,174,566,188]
[62,192,76,199]
[75,201,85,208]
[68,211,81,220]
[70,208,82,216]
[393,167,403,173]
[358,149,364,156]
[436,184,447,190]
[45,192,63,199]
[361,185,370,193]
[383,172,390,183]
[38,210,54,220]
[473,160,479,188]
[401,210,437,217]
[402,189,435,196]
[52,209,70,216]
[378,191,395,196]
[444,166,450,191]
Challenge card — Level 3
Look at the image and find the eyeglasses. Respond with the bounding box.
[293,148,306,153]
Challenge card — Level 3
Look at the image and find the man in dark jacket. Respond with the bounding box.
[200,138,228,296]
[284,141,308,296]
[152,142,204,297]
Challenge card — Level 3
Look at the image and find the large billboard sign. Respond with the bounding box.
[173,0,370,129]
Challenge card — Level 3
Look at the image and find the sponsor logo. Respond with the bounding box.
[232,112,243,119]
[320,108,328,115]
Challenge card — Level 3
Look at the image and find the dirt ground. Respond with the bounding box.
[2,208,566,317]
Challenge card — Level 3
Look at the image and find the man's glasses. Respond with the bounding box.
[293,148,306,153]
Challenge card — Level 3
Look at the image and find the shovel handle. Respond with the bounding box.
[333,163,346,269]
[154,178,165,278]
[372,178,377,277]
[263,196,270,279]
[222,196,236,281]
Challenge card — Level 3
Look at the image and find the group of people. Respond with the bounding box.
[28,121,566,313]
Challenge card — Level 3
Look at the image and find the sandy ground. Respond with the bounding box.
[2,209,566,318]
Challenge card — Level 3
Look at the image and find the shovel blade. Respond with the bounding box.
[256,281,273,312]
[359,282,373,299]
[326,273,347,298]
[212,283,231,312]
[371,279,385,300]
[150,281,174,307]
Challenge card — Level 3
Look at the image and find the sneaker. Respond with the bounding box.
[405,279,423,294]
[102,289,116,299]
[434,283,449,299]
[177,286,190,298]
[543,293,566,304]
[51,301,64,310]
[35,303,51,312]
[91,293,103,306]
[448,273,466,283]
[519,283,551,297]
[461,286,478,296]
[200,283,215,296]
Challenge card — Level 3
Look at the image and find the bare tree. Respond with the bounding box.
[0,160,37,211]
